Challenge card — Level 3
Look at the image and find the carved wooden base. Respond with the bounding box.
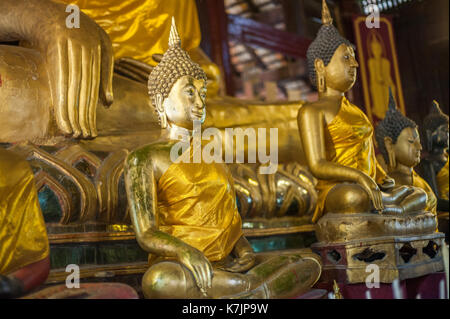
[312,232,445,284]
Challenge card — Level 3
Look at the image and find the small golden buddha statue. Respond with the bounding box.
[367,31,396,120]
[419,101,449,211]
[297,0,427,222]
[124,19,321,299]
[298,1,443,285]
[375,89,437,215]
[0,148,50,298]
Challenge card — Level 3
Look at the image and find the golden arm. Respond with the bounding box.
[123,147,213,294]
[297,106,384,210]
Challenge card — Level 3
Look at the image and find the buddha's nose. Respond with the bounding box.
[416,139,423,151]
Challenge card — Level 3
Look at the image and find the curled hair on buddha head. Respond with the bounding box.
[306,0,353,88]
[422,100,449,152]
[375,87,417,163]
[147,17,207,125]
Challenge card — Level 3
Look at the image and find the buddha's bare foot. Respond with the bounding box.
[382,205,404,215]
[219,283,269,299]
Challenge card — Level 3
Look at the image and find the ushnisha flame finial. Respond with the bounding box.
[322,0,333,26]
[431,100,445,115]
[388,87,397,111]
[168,16,181,48]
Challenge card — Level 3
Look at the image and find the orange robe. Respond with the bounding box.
[153,143,243,262]
[436,158,449,200]
[0,149,49,275]
[58,0,202,66]
[412,170,437,215]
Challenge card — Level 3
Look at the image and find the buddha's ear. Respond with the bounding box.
[314,58,325,76]
[155,93,164,113]
[154,93,167,128]
[384,136,396,170]
[314,58,326,92]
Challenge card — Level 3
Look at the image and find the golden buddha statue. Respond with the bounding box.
[298,0,427,222]
[0,148,50,298]
[124,19,321,299]
[375,89,437,215]
[0,0,316,228]
[297,0,443,284]
[367,31,396,120]
[419,101,449,210]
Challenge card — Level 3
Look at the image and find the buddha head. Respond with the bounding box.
[306,0,358,93]
[423,100,449,154]
[148,18,208,130]
[376,88,421,171]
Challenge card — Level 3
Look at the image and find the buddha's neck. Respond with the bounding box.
[393,162,413,176]
[163,124,193,142]
[318,87,345,99]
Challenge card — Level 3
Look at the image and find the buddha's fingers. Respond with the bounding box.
[375,189,384,211]
[192,265,206,294]
[88,45,101,138]
[49,40,72,135]
[199,262,212,291]
[79,47,93,138]
[99,28,114,107]
[67,40,82,138]
[364,185,383,212]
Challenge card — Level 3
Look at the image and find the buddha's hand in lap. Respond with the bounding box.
[219,236,256,273]
[7,0,115,138]
[217,251,256,273]
[356,172,384,212]
[176,245,213,296]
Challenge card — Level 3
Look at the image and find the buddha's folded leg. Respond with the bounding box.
[223,254,322,299]
[399,187,428,212]
[324,183,371,215]
[382,186,428,213]
[142,261,252,299]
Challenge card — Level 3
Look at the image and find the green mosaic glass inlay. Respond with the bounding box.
[249,232,317,253]
[38,185,63,223]
[49,241,148,269]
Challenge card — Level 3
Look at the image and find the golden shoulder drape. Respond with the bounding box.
[412,170,437,215]
[436,158,449,200]
[57,0,202,66]
[155,142,243,262]
[0,149,49,275]
[313,97,384,222]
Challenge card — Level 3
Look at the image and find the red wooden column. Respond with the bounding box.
[202,0,235,96]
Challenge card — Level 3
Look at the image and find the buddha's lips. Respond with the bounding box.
[191,111,204,119]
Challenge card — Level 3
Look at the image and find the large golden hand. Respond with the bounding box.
[177,245,213,296]
[0,0,114,138]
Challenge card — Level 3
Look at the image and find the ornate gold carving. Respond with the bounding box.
[8,143,98,222]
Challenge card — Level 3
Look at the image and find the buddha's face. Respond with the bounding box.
[322,44,359,93]
[432,123,449,150]
[393,127,422,168]
[162,75,207,130]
